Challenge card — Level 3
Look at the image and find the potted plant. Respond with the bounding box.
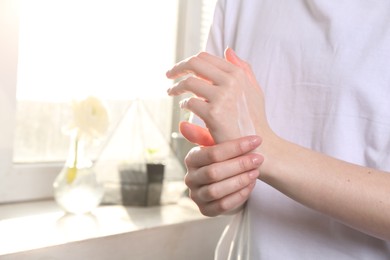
[145,148,165,181]
[112,147,165,207]
[144,147,165,206]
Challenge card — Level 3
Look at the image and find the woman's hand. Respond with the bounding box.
[182,131,263,216]
[166,48,271,144]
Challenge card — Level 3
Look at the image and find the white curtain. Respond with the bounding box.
[0,0,17,179]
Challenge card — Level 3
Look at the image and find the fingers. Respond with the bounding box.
[185,135,262,168]
[167,76,214,100]
[166,52,235,85]
[186,152,263,186]
[186,153,262,217]
[198,181,257,216]
[184,137,263,216]
[196,170,259,201]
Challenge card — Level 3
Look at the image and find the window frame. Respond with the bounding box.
[0,0,60,203]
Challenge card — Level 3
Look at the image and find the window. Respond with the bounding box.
[0,0,217,203]
[15,0,178,163]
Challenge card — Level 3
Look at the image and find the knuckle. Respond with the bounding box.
[185,97,197,108]
[238,186,251,199]
[216,199,231,214]
[238,158,247,172]
[215,90,229,102]
[223,78,234,88]
[205,166,219,183]
[182,76,196,87]
[184,172,193,187]
[236,140,251,156]
[177,78,187,89]
[184,155,192,168]
[235,174,249,190]
[207,148,222,162]
[220,75,236,91]
[232,66,245,79]
[238,156,252,172]
[188,190,197,202]
[196,51,208,59]
[208,105,224,122]
[184,160,192,172]
[204,184,219,200]
[184,147,197,167]
[202,185,218,201]
[187,56,200,67]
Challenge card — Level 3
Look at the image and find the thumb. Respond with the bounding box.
[225,47,258,86]
[225,47,243,67]
[179,121,215,146]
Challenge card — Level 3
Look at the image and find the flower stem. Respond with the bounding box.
[73,134,79,169]
[66,132,79,184]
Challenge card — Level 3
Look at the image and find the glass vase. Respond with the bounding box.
[53,132,104,214]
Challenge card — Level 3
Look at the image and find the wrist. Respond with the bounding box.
[255,128,284,183]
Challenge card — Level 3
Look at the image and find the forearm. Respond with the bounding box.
[260,134,390,241]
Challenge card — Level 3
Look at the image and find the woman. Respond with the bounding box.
[167,0,390,258]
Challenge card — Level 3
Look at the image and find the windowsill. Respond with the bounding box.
[0,197,230,258]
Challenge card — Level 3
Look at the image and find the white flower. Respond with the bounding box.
[63,96,109,184]
[70,96,110,139]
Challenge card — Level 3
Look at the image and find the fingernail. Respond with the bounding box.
[252,156,262,166]
[249,136,261,147]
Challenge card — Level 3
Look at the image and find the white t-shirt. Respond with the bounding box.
[205,0,390,259]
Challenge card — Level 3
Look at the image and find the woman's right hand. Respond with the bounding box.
[166,48,271,144]
[181,121,263,216]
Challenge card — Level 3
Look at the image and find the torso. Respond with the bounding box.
[209,0,390,258]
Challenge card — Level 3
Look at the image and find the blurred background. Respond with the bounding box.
[1,0,217,203]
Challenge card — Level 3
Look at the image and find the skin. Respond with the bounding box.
[166,48,390,241]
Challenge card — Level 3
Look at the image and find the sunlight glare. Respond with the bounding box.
[17,0,178,101]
